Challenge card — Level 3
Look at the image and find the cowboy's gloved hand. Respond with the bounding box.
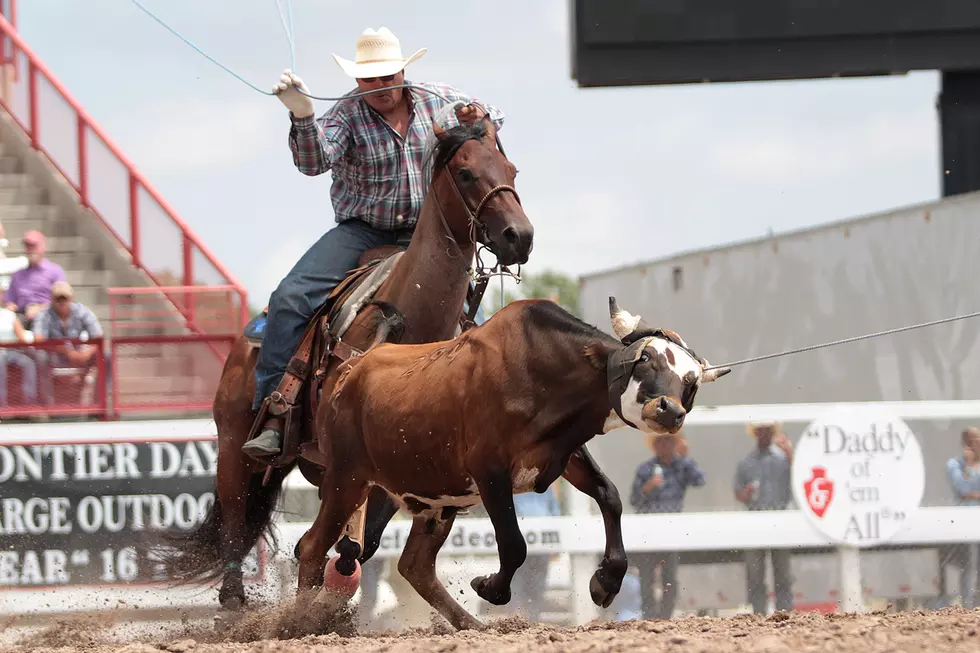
[273,69,315,119]
[455,103,486,125]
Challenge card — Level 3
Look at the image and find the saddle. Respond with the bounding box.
[243,251,488,468]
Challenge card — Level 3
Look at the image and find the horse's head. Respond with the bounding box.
[429,109,533,266]
[606,296,730,434]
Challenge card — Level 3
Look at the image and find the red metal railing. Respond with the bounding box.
[0,338,109,419]
[0,331,237,420]
[0,12,249,331]
[106,285,239,417]
[109,332,235,418]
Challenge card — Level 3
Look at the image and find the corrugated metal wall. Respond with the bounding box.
[579,191,980,514]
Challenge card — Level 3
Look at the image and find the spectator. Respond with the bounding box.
[630,431,705,620]
[32,281,102,365]
[0,285,37,407]
[946,427,980,609]
[734,421,795,615]
[511,485,561,621]
[32,281,104,407]
[5,230,65,327]
[0,222,29,292]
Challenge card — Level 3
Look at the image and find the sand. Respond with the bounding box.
[2,607,978,653]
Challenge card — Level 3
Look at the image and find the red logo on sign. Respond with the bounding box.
[804,466,834,518]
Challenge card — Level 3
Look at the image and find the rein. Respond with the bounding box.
[429,133,523,328]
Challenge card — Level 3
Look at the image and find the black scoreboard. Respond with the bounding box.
[569,0,980,198]
[570,0,980,87]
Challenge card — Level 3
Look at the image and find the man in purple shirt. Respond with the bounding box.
[4,230,65,327]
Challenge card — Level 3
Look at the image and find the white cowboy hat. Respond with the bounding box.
[332,27,426,79]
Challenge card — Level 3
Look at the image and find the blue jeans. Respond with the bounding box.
[959,542,980,609]
[0,348,38,406]
[252,220,486,410]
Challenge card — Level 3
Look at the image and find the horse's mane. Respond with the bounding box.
[431,120,489,171]
[421,100,491,190]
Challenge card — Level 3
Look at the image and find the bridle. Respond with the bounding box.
[429,112,524,325]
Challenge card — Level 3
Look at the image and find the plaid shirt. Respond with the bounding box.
[289,80,505,232]
[630,455,706,514]
[33,302,103,367]
[733,445,793,511]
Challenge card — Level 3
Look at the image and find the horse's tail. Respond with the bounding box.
[149,464,295,585]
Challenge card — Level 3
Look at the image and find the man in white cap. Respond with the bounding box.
[244,27,505,458]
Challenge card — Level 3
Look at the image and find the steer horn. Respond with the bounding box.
[609,296,658,343]
[609,296,642,340]
[700,360,732,383]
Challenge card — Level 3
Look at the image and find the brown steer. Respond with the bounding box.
[300,296,730,629]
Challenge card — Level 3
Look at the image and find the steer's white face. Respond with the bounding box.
[604,297,730,434]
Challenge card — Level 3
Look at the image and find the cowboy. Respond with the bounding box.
[243,27,505,459]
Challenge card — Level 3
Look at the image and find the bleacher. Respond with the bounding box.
[0,3,247,421]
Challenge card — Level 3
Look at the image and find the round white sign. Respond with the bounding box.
[791,407,924,548]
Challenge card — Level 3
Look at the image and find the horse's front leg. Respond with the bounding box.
[469,469,525,605]
[561,444,627,609]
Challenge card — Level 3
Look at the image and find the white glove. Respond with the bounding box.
[272,69,315,119]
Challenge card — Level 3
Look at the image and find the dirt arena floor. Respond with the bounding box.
[2,607,978,653]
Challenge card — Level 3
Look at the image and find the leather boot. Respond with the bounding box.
[242,416,284,458]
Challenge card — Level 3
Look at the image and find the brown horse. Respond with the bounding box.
[302,297,731,629]
[152,110,533,612]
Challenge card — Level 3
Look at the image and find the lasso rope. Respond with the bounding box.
[703,308,980,372]
[126,0,980,371]
[127,0,452,103]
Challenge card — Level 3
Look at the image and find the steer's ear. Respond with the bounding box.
[583,341,616,371]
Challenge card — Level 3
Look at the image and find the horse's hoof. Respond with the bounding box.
[218,592,245,612]
[470,574,510,605]
[589,572,618,609]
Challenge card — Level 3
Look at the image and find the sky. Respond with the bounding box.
[14,0,943,308]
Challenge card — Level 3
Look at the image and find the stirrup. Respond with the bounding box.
[247,394,300,467]
[242,428,283,456]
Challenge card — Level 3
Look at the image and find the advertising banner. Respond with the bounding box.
[0,437,260,588]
